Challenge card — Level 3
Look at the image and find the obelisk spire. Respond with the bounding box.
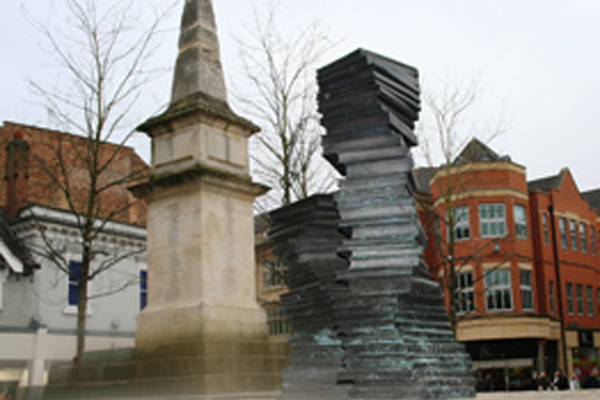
[170,0,227,105]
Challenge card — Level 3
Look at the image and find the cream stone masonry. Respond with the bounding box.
[133,0,269,350]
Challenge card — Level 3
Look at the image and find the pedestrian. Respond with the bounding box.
[551,369,568,390]
[537,371,549,391]
[570,374,579,390]
[531,371,539,390]
[581,368,600,389]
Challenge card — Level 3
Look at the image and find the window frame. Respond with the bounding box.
[449,205,470,242]
[576,283,584,316]
[266,305,291,336]
[513,204,528,239]
[542,213,550,247]
[68,260,82,308]
[559,217,568,249]
[549,281,556,315]
[479,203,507,239]
[566,283,574,316]
[580,222,588,254]
[485,268,513,312]
[586,285,594,317]
[570,220,578,251]
[455,271,475,314]
[140,269,148,310]
[520,269,534,311]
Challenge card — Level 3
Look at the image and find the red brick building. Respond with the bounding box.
[0,121,147,225]
[416,139,600,389]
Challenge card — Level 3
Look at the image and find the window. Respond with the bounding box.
[456,271,475,314]
[586,286,594,317]
[449,206,470,241]
[262,259,287,288]
[266,306,291,336]
[68,261,82,307]
[549,281,556,315]
[566,283,574,315]
[576,284,584,316]
[543,214,550,246]
[485,269,512,311]
[570,220,578,251]
[580,223,588,253]
[592,227,597,255]
[479,203,507,238]
[140,270,148,310]
[514,205,528,239]
[520,269,533,310]
[597,288,600,316]
[559,218,568,249]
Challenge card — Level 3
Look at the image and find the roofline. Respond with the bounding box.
[1,121,148,167]
[16,205,146,241]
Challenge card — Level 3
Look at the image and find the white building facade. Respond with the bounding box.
[0,205,146,392]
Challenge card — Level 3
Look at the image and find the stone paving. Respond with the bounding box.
[473,390,599,399]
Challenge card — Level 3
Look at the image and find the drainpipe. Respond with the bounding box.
[548,203,568,374]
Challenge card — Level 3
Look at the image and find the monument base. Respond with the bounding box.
[43,336,290,400]
[135,302,269,350]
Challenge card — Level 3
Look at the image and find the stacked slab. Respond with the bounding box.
[317,49,475,399]
[269,195,350,400]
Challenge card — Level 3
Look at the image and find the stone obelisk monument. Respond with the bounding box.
[135,0,269,351]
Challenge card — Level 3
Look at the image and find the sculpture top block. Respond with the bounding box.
[318,49,420,175]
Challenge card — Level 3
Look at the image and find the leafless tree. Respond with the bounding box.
[24,0,176,366]
[416,78,507,333]
[234,1,338,211]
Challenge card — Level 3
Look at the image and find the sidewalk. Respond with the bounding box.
[474,390,599,399]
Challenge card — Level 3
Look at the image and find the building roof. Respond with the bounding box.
[452,138,509,165]
[527,169,567,193]
[413,167,436,194]
[582,189,600,214]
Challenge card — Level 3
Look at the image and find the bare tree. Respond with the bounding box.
[24,0,175,365]
[416,79,507,333]
[234,1,337,211]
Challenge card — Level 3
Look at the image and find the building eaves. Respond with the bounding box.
[0,214,39,275]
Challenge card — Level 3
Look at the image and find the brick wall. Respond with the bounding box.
[0,122,148,226]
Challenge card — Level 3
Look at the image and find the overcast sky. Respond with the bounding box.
[2,1,600,191]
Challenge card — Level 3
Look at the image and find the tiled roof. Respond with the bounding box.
[582,189,600,214]
[527,170,566,193]
[452,138,507,165]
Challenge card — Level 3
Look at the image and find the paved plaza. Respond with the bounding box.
[474,390,599,399]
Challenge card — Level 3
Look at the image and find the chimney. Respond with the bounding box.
[5,131,30,219]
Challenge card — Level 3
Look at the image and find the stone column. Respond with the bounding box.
[28,326,47,387]
[537,340,546,373]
